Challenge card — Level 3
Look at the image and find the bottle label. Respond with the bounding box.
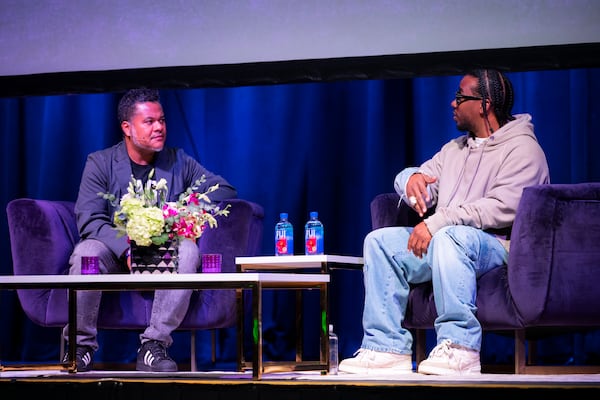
[305,227,324,255]
[275,228,293,255]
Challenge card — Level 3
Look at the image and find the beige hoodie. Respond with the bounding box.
[394,113,550,245]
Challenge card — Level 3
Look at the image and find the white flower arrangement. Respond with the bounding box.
[100,169,230,247]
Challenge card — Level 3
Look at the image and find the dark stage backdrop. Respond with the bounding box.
[1,68,600,368]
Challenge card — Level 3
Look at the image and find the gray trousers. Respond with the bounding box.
[62,238,200,351]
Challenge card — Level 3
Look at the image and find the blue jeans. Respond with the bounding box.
[62,238,200,351]
[360,225,507,355]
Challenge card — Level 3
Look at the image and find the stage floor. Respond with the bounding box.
[2,367,600,385]
[2,368,600,400]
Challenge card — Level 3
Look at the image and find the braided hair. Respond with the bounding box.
[467,69,515,130]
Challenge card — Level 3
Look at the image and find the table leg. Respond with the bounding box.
[251,282,263,380]
[320,282,328,369]
[67,289,77,373]
[236,288,245,371]
[295,290,303,363]
[320,263,330,372]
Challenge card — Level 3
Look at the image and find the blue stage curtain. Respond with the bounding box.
[1,68,599,368]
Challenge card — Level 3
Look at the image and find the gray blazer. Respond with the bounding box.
[74,141,237,258]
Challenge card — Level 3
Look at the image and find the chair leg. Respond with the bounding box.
[189,330,217,371]
[514,329,526,374]
[190,330,197,372]
[414,329,427,364]
[60,332,65,362]
[513,328,600,374]
[211,329,217,363]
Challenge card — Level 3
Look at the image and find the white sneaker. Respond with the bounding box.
[338,348,413,375]
[417,339,481,375]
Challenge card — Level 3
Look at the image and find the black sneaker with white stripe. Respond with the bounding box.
[136,340,178,372]
[62,345,94,372]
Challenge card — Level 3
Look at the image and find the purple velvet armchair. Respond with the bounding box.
[6,197,264,369]
[370,183,600,374]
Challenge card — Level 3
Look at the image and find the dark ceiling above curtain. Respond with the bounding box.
[2,43,599,98]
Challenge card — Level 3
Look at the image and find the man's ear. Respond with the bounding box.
[121,121,131,137]
[480,98,492,115]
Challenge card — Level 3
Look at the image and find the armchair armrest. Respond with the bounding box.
[508,183,600,326]
[370,192,431,230]
[198,198,264,273]
[6,198,77,325]
[7,198,78,276]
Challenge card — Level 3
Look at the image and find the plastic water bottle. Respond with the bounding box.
[275,212,294,256]
[328,324,339,375]
[304,211,324,255]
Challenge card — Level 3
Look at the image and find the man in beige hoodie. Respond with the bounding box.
[340,69,550,376]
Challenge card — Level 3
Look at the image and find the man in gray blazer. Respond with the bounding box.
[62,88,237,372]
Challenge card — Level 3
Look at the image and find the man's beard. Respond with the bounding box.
[455,120,473,134]
[130,127,164,152]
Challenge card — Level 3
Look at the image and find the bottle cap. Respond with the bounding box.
[310,211,318,219]
[280,212,288,219]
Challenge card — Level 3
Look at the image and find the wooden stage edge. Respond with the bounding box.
[1,369,599,399]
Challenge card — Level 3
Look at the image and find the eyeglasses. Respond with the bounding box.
[454,91,483,106]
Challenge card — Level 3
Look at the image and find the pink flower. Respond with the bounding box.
[187,193,200,206]
[162,203,178,218]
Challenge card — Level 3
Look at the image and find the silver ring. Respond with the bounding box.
[408,196,417,206]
